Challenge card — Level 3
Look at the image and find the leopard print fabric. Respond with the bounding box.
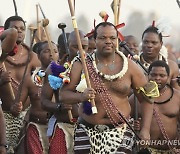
[79,123,127,154]
[4,111,26,153]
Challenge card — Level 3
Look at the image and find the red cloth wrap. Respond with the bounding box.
[26,124,43,154]
[49,125,67,154]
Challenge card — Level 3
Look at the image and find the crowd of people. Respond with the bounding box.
[0,7,180,154]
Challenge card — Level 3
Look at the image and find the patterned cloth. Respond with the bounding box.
[74,120,135,154]
[147,147,174,154]
[26,122,49,154]
[49,122,75,154]
[4,111,26,154]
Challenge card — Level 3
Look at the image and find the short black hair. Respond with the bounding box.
[148,60,170,76]
[4,16,26,30]
[142,26,162,42]
[33,41,58,55]
[93,22,118,39]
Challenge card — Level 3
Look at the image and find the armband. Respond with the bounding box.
[136,80,159,103]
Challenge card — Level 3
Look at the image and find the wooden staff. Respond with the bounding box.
[36,4,41,41]
[58,23,74,122]
[28,24,37,44]
[38,3,55,59]
[41,21,55,59]
[113,0,118,25]
[68,0,97,114]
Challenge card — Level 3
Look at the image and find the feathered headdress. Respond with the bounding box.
[152,17,172,37]
[85,11,125,41]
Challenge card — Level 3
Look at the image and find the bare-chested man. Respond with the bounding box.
[0,16,40,153]
[130,60,180,153]
[15,41,59,153]
[60,22,155,154]
[0,28,17,154]
[140,25,180,90]
[41,30,88,153]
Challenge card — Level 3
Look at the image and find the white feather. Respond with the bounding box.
[156,17,172,36]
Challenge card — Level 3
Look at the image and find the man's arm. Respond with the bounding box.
[60,61,87,104]
[41,66,62,112]
[0,28,18,55]
[130,60,154,140]
[10,74,30,117]
[169,60,180,90]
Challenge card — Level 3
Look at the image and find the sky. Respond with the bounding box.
[1,0,180,49]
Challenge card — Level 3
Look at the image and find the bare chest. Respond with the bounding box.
[5,62,32,82]
[156,100,179,118]
[98,74,131,96]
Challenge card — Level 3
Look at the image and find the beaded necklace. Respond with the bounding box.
[140,53,168,71]
[8,45,23,61]
[96,51,115,71]
[31,68,46,97]
[92,50,128,81]
[86,55,127,127]
[6,43,30,67]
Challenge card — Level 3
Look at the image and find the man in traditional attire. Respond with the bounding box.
[0,15,40,153]
[130,60,180,153]
[0,27,18,154]
[60,22,158,154]
[41,30,88,154]
[139,24,180,90]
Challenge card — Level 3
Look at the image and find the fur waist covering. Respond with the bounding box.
[74,118,136,154]
[3,111,27,153]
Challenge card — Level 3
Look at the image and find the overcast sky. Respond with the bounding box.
[1,0,180,48]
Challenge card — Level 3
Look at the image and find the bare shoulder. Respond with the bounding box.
[127,59,145,76]
[23,73,34,91]
[168,59,179,70]
[127,59,148,88]
[30,51,41,67]
[168,59,179,78]
[174,88,180,99]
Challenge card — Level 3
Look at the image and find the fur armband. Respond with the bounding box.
[137,81,159,104]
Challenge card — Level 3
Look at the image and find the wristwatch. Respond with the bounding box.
[56,103,62,111]
[0,144,8,150]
